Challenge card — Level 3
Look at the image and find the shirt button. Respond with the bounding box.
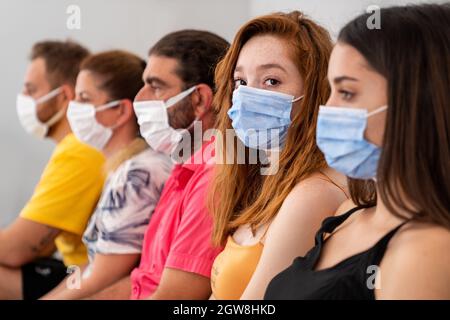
[133,284,141,298]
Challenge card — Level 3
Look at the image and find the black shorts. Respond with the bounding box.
[21,257,67,300]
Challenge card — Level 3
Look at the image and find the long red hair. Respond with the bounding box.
[208,11,333,246]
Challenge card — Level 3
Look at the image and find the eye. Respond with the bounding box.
[149,83,161,92]
[78,93,90,103]
[338,90,354,101]
[234,78,247,88]
[264,78,280,87]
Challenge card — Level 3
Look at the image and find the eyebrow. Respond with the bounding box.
[333,76,359,84]
[24,83,35,91]
[144,76,168,87]
[258,63,287,73]
[234,63,288,74]
[78,90,90,97]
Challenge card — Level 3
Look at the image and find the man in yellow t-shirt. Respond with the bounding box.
[0,40,105,300]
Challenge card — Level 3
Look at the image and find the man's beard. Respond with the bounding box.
[167,98,196,130]
[37,99,64,137]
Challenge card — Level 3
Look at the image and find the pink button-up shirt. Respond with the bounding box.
[130,142,221,299]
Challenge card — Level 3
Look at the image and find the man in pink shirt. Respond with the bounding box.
[88,30,229,300]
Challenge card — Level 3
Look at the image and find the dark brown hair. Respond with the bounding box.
[30,39,90,87]
[339,3,450,227]
[149,29,229,91]
[209,11,334,246]
[80,50,147,171]
[80,50,145,102]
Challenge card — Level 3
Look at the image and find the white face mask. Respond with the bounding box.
[133,86,196,156]
[16,87,64,139]
[67,100,121,151]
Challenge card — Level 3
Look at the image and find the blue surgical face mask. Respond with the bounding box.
[316,105,387,179]
[227,85,303,151]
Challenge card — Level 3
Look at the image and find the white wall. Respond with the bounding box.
[0,0,446,226]
[249,0,447,39]
[0,0,250,226]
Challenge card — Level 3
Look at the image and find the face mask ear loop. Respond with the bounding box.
[41,87,67,127]
[292,95,304,103]
[95,100,123,131]
[367,105,388,118]
[165,86,197,109]
[45,105,67,127]
[164,86,199,133]
[35,87,63,105]
[96,100,122,112]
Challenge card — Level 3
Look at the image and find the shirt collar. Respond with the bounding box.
[181,140,215,172]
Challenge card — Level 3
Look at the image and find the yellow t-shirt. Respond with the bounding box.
[20,134,105,266]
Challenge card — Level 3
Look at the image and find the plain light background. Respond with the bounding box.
[0,0,443,226]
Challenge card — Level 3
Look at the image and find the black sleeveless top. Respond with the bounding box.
[264,206,408,300]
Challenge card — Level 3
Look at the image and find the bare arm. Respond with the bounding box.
[39,264,88,298]
[148,267,211,300]
[0,217,60,267]
[41,253,139,300]
[376,225,450,299]
[85,275,132,300]
[241,177,347,300]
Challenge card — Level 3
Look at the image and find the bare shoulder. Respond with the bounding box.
[378,221,450,299]
[286,173,346,203]
[388,221,450,260]
[334,198,359,216]
[288,174,357,217]
[265,174,349,250]
[274,174,349,224]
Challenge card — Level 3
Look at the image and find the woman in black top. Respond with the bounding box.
[265,3,450,300]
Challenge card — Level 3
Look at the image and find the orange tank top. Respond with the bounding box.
[211,234,265,300]
[211,173,348,300]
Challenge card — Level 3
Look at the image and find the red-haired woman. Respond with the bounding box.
[209,11,349,299]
